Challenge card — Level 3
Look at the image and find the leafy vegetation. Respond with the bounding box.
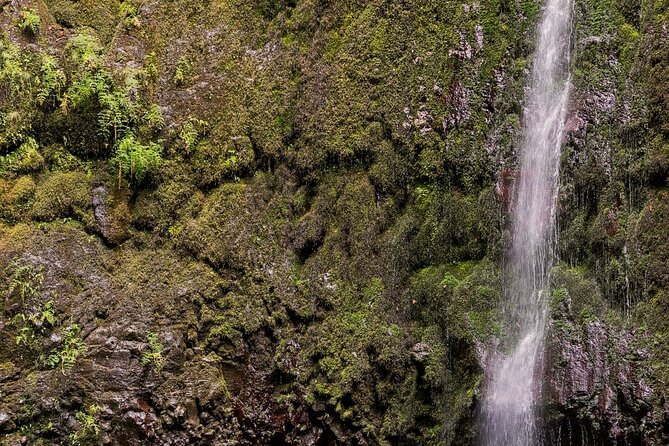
[6,257,43,303]
[45,324,87,374]
[0,0,666,443]
[70,404,101,445]
[18,8,41,35]
[173,56,193,86]
[141,331,164,371]
[114,133,162,184]
[14,300,57,346]
[119,0,141,29]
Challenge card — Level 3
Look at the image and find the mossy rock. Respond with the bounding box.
[30,172,93,225]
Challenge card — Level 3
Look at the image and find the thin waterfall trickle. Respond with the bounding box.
[479,0,573,444]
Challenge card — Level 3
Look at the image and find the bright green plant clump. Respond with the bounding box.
[70,404,101,445]
[179,117,208,153]
[141,331,164,371]
[173,56,193,86]
[14,300,58,346]
[18,8,41,35]
[114,133,162,184]
[119,0,141,28]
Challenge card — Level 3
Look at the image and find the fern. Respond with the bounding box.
[142,104,164,131]
[98,89,134,141]
[141,331,164,371]
[65,33,104,70]
[114,133,162,184]
[45,324,87,374]
[6,257,43,302]
[37,55,66,106]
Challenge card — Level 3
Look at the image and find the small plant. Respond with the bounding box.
[119,0,140,28]
[142,103,164,132]
[179,116,208,153]
[14,300,58,346]
[18,8,41,35]
[37,55,66,106]
[114,133,162,184]
[45,324,87,374]
[70,404,101,445]
[173,56,193,86]
[141,331,164,371]
[6,257,43,302]
[65,33,104,69]
[97,88,134,141]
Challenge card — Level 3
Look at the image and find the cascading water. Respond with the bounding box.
[479,0,573,445]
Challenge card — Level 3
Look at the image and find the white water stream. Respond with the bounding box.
[479,0,573,444]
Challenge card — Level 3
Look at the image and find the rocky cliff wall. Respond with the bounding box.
[0,0,667,444]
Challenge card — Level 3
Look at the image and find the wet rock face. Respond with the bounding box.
[543,319,664,445]
[92,186,131,245]
[92,186,111,236]
[0,225,354,445]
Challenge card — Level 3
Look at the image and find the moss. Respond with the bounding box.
[30,172,92,224]
[550,265,607,321]
[44,0,118,44]
[0,138,44,175]
[3,176,36,221]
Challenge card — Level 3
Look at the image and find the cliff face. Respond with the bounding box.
[0,0,667,445]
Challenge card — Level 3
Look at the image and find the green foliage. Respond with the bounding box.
[173,56,193,86]
[6,257,43,303]
[0,38,34,147]
[65,33,104,70]
[119,0,141,28]
[70,404,101,445]
[114,133,162,184]
[45,324,87,374]
[141,331,164,371]
[142,104,165,132]
[37,55,66,106]
[18,8,41,35]
[97,87,135,141]
[179,117,208,153]
[14,300,58,346]
[61,33,146,147]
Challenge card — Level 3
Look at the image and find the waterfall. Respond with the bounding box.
[479,0,573,444]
